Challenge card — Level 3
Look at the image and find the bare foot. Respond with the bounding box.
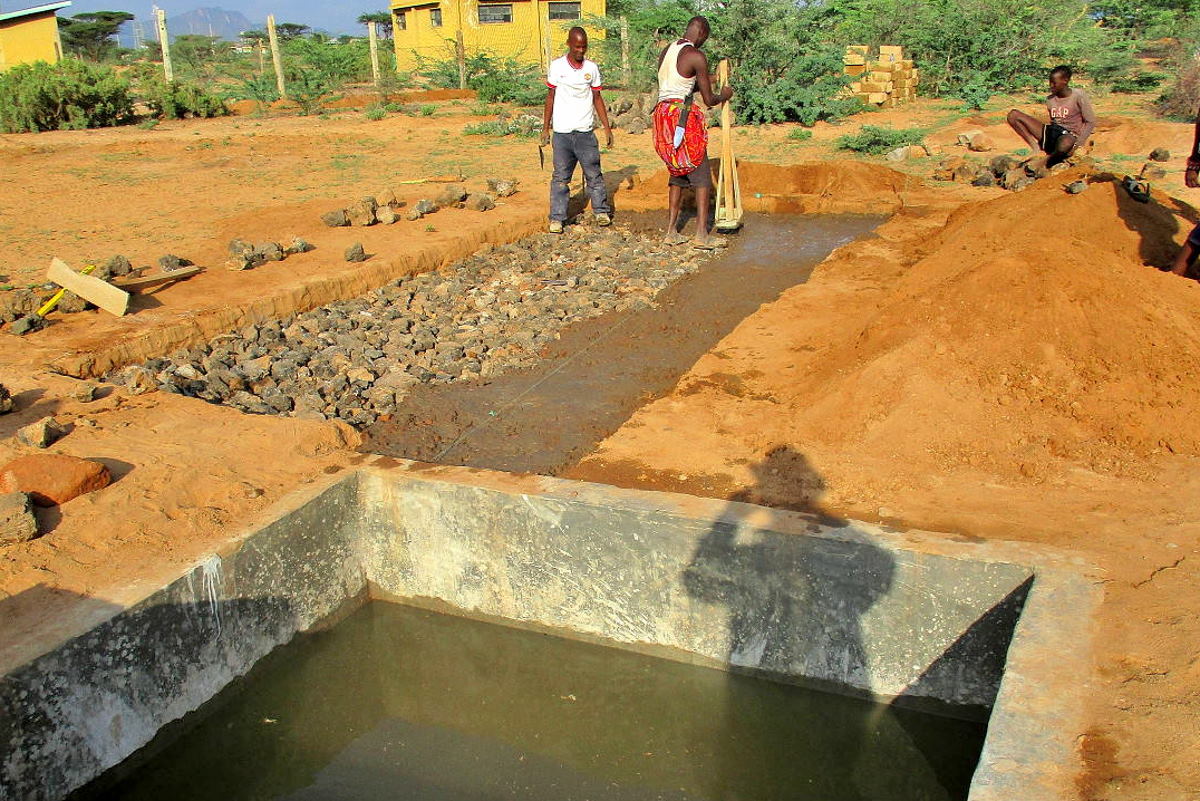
[692,235,729,250]
[1023,154,1049,171]
[663,232,688,246]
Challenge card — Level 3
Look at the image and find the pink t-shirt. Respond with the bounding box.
[1047,88,1096,144]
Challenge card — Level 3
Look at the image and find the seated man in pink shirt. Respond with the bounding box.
[1006,65,1096,169]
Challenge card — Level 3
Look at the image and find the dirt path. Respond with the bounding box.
[363,213,880,472]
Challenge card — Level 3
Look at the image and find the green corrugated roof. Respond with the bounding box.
[0,2,73,24]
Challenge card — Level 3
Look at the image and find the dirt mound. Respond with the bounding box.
[797,173,1200,478]
[1086,116,1193,159]
[734,160,916,197]
[623,161,932,215]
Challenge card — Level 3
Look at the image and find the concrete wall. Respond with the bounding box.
[0,461,1099,801]
[0,477,364,801]
[390,0,605,71]
[0,12,64,71]
[358,469,1032,707]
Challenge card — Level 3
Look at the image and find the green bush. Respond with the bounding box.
[420,104,437,116]
[954,75,992,110]
[582,3,696,91]
[708,0,862,125]
[419,50,544,105]
[226,73,280,110]
[832,0,1133,98]
[787,127,814,141]
[287,67,339,115]
[592,0,861,125]
[0,59,134,133]
[463,115,539,137]
[836,125,925,154]
[1112,73,1167,93]
[284,37,374,84]
[1157,59,1200,121]
[365,105,387,121]
[141,79,228,119]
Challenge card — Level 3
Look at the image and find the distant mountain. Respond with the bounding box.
[67,1,361,40]
[113,7,255,46]
[165,7,255,40]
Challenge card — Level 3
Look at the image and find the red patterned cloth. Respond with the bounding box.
[652,99,708,177]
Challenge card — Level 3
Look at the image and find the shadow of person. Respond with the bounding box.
[566,164,639,219]
[1104,173,1188,269]
[681,445,912,800]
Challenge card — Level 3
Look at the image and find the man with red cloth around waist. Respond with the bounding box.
[652,16,734,250]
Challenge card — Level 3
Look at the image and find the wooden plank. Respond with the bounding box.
[46,258,129,317]
[112,264,202,293]
[714,59,743,232]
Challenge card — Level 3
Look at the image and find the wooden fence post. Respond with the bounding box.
[267,15,286,99]
[154,8,173,82]
[368,21,381,87]
[456,29,466,90]
[620,15,630,88]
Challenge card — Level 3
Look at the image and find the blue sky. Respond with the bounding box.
[5,1,368,34]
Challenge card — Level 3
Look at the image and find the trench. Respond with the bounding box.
[362,212,881,473]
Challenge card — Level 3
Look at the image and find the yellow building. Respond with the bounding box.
[389,0,605,72]
[0,1,71,71]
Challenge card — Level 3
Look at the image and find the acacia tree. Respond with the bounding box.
[58,11,134,61]
[358,11,393,38]
[275,23,311,41]
[173,34,234,79]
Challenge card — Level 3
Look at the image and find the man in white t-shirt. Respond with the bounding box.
[540,27,614,233]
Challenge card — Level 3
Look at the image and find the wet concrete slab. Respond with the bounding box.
[363,213,882,473]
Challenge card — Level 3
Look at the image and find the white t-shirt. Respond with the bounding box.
[547,55,602,133]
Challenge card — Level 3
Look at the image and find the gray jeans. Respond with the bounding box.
[549,131,611,222]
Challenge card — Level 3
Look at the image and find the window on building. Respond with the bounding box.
[547,2,581,20]
[478,4,513,23]
[430,7,442,26]
[394,11,406,30]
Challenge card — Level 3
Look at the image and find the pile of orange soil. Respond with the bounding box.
[793,172,1200,481]
[618,160,940,215]
[575,169,1200,498]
